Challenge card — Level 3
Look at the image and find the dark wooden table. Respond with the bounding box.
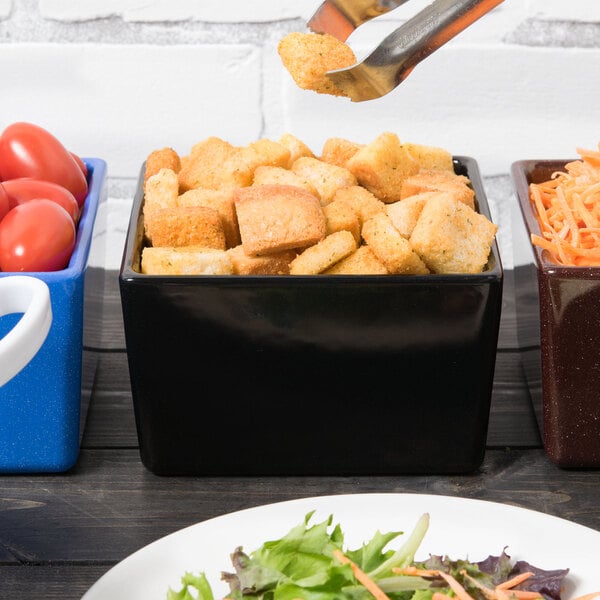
[1,267,598,599]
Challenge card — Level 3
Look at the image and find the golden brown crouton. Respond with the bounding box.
[177,188,240,248]
[362,212,429,275]
[324,245,388,275]
[331,185,385,225]
[144,147,181,184]
[145,206,226,249]
[178,137,241,192]
[141,246,233,275]
[278,133,316,167]
[409,194,498,274]
[289,230,357,275]
[321,137,363,168]
[143,168,179,215]
[277,32,356,97]
[291,156,356,205]
[252,165,318,197]
[227,245,297,275]
[403,142,454,172]
[234,184,327,256]
[385,191,447,239]
[323,198,361,244]
[400,169,475,209]
[346,132,420,203]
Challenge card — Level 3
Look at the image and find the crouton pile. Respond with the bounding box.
[140,131,498,276]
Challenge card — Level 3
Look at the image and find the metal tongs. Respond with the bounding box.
[308,0,504,102]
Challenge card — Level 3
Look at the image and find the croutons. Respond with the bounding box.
[361,212,430,275]
[321,137,363,168]
[234,184,327,256]
[141,133,498,276]
[144,147,181,184]
[227,245,297,275]
[323,198,361,244]
[400,169,475,209]
[177,187,240,248]
[289,230,357,275]
[291,156,357,205]
[409,194,498,274]
[144,205,226,250]
[346,132,420,203]
[277,32,356,97]
[324,245,388,275]
[141,246,233,275]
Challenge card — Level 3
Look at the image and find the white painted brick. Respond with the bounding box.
[532,0,600,22]
[0,43,262,178]
[39,0,313,22]
[0,0,10,18]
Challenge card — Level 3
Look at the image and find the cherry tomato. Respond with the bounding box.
[0,183,8,222]
[0,199,76,272]
[70,151,88,179]
[2,178,79,223]
[0,122,88,206]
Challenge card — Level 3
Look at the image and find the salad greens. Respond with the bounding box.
[167,511,569,600]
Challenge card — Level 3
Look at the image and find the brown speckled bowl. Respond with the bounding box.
[512,159,600,469]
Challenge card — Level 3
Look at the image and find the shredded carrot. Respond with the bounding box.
[497,572,535,590]
[392,566,441,577]
[333,549,391,600]
[437,571,475,600]
[528,143,600,266]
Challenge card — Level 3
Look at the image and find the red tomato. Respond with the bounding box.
[2,178,79,223]
[0,183,8,222]
[70,151,88,179]
[0,199,76,272]
[0,122,88,206]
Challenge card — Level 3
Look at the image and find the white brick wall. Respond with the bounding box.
[1,0,599,268]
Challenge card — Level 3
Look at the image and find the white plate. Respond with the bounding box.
[82,493,600,600]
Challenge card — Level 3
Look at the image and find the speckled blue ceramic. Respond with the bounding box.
[0,158,107,473]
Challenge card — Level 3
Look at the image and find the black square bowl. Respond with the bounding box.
[512,159,600,469]
[120,156,503,475]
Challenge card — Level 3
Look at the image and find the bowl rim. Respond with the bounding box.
[120,155,503,284]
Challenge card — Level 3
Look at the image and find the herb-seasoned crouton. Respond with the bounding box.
[278,133,316,167]
[410,194,497,274]
[321,137,363,168]
[141,246,233,275]
[143,168,179,216]
[144,147,181,184]
[227,245,297,275]
[324,245,388,275]
[331,185,385,225]
[385,191,448,239]
[289,230,357,275]
[145,206,226,250]
[252,165,318,197]
[323,198,361,244]
[346,132,420,203]
[277,32,356,97]
[403,142,454,172]
[178,188,240,248]
[178,137,241,192]
[362,212,429,275]
[400,169,475,209]
[291,156,357,205]
[234,184,326,256]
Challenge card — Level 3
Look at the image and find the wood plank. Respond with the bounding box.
[0,447,598,569]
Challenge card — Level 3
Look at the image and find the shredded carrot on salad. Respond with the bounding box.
[528,143,600,266]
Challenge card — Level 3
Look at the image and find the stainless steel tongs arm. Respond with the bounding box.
[312,0,504,102]
[308,0,411,41]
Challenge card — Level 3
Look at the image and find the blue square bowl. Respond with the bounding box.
[0,158,107,473]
